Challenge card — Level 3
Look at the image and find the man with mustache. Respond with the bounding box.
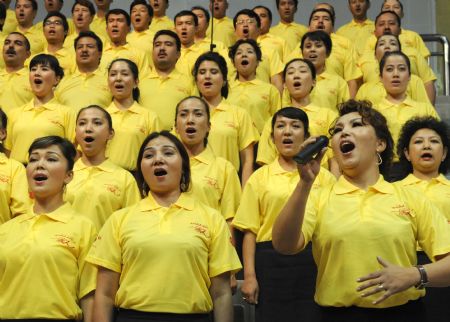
[56,31,112,111]
[0,32,33,113]
[139,30,194,130]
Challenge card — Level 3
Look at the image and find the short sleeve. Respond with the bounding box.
[256,119,277,165]
[268,50,284,77]
[9,161,31,218]
[219,160,241,221]
[269,85,282,115]
[64,107,77,143]
[236,107,259,151]
[123,172,141,207]
[77,220,98,299]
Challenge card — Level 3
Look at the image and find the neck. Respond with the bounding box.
[19,22,33,30]
[343,166,380,190]
[353,16,367,24]
[46,42,63,53]
[111,39,127,47]
[413,169,440,181]
[78,63,98,74]
[315,64,325,75]
[155,12,165,18]
[182,41,195,49]
[150,189,181,207]
[5,64,24,73]
[33,193,64,214]
[81,150,106,167]
[156,65,175,77]
[185,142,205,157]
[204,94,222,108]
[281,18,293,24]
[387,92,407,104]
[291,94,310,107]
[113,97,134,110]
[195,31,206,41]
[97,9,108,18]
[238,72,256,82]
[34,92,54,107]
[278,155,297,171]
[76,26,90,33]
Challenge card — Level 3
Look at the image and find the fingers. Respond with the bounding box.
[357,271,381,283]
[377,256,390,268]
[242,290,258,305]
[359,283,386,297]
[357,276,382,292]
[372,290,392,305]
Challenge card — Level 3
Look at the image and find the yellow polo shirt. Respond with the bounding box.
[258,32,290,63]
[148,15,174,34]
[177,41,211,77]
[399,174,450,222]
[228,78,281,133]
[256,102,336,166]
[86,193,241,313]
[1,9,18,36]
[0,153,30,224]
[208,100,259,171]
[55,67,112,111]
[127,29,155,56]
[233,159,335,242]
[65,158,141,230]
[26,46,76,74]
[377,97,439,156]
[0,202,97,319]
[15,23,45,55]
[139,68,195,130]
[90,15,107,39]
[356,75,430,105]
[336,19,375,58]
[5,99,76,164]
[206,16,236,48]
[100,42,151,78]
[105,101,161,171]
[0,67,33,114]
[186,147,241,221]
[302,175,450,308]
[269,21,308,52]
[0,34,4,69]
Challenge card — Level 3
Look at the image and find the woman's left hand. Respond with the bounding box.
[356,257,420,304]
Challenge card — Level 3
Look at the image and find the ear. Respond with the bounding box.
[64,170,74,186]
[442,146,448,162]
[403,147,411,161]
[0,128,6,142]
[376,138,387,154]
[108,128,115,140]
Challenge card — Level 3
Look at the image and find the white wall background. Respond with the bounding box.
[28,0,435,34]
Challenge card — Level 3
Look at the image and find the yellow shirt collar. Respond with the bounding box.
[140,193,195,211]
[350,19,373,26]
[0,152,7,164]
[0,67,28,76]
[19,202,73,223]
[104,42,131,51]
[403,173,450,186]
[107,101,141,114]
[23,97,58,111]
[74,158,116,173]
[269,159,298,176]
[191,146,215,165]
[335,175,394,195]
[148,67,182,80]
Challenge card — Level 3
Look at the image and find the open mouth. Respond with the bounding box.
[186,127,197,134]
[114,84,125,90]
[391,80,401,86]
[243,28,249,35]
[33,79,43,85]
[84,136,95,143]
[340,141,355,154]
[154,168,167,177]
[33,174,48,182]
[282,138,293,144]
[241,59,249,66]
[421,152,433,159]
[293,81,301,87]
[135,17,141,23]
[203,81,213,87]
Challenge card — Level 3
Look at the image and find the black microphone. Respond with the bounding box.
[294,136,329,165]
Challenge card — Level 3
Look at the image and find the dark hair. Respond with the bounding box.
[71,0,95,16]
[77,105,113,130]
[375,10,401,28]
[331,100,394,175]
[30,54,64,80]
[315,3,336,20]
[0,3,6,21]
[193,51,229,98]
[174,10,198,26]
[271,107,310,138]
[7,32,31,51]
[397,116,450,176]
[43,11,69,35]
[0,108,7,153]
[130,0,153,18]
[350,0,370,3]
[228,38,262,62]
[283,58,316,81]
[108,58,140,102]
[382,0,403,13]
[16,0,37,11]
[301,30,332,56]
[175,96,211,147]
[136,131,191,196]
[374,34,402,57]
[253,5,272,22]
[233,9,261,29]
[28,136,77,171]
[153,29,181,52]
[191,6,210,24]
[106,8,131,27]
[309,8,335,27]
[379,50,411,76]
[74,30,103,52]
[276,0,298,9]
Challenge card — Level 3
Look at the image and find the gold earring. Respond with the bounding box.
[376,152,382,165]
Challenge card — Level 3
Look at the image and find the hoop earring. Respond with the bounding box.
[180,175,187,192]
[376,152,383,165]
[141,182,148,197]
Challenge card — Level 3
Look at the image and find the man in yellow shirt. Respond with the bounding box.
[56,31,112,111]
[207,0,235,48]
[253,5,290,63]
[337,0,374,58]
[101,9,150,77]
[14,0,44,54]
[127,0,154,55]
[0,0,17,35]
[0,32,32,113]
[43,0,75,36]
[140,30,194,130]
[91,0,110,39]
[270,0,307,52]
[148,0,174,33]
[191,6,227,53]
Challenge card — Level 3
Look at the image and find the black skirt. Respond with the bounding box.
[254,241,317,322]
[115,309,211,322]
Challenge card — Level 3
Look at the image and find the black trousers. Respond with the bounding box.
[254,241,317,322]
[115,309,211,322]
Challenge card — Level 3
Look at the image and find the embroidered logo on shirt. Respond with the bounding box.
[104,184,121,196]
[0,174,10,184]
[54,234,75,248]
[49,119,64,127]
[203,176,219,190]
[225,122,236,129]
[191,222,210,238]
[391,204,413,217]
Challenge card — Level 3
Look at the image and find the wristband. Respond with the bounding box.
[414,265,428,289]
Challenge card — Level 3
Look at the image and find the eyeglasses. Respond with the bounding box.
[44,20,63,27]
[236,18,256,25]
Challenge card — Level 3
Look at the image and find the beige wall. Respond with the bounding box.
[436,0,450,40]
